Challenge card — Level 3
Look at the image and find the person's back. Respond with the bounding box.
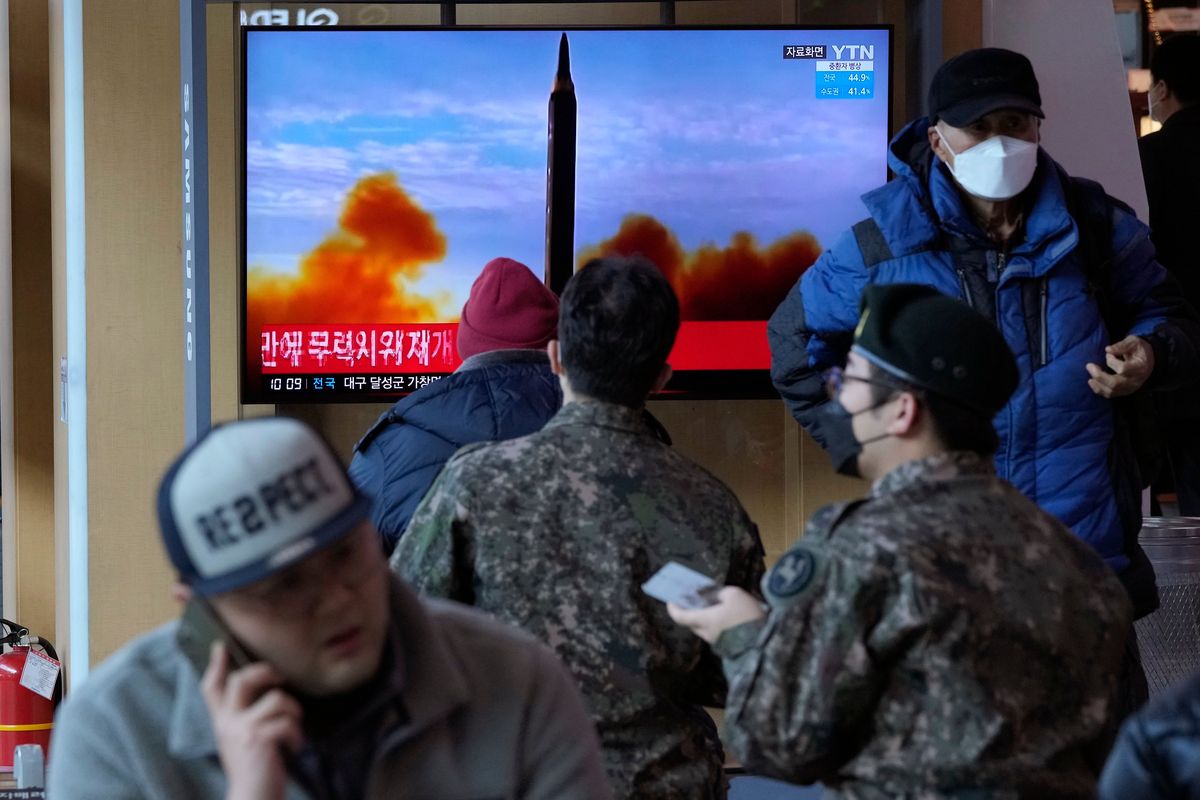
[800,458,1129,798]
[350,350,561,549]
[395,257,766,799]
[348,257,562,551]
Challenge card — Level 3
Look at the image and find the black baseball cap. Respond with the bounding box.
[929,48,1044,127]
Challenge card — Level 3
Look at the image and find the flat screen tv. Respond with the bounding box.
[242,25,892,403]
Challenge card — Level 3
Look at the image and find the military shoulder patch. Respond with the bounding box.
[767,548,818,598]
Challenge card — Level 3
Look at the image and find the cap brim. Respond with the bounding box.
[938,94,1044,127]
[188,489,373,596]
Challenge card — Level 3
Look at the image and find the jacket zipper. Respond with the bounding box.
[955,267,974,308]
[1039,277,1049,366]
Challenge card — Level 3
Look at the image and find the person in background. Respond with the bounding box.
[1140,32,1200,515]
[768,47,1200,715]
[672,284,1133,799]
[349,256,563,553]
[49,416,611,800]
[394,257,766,800]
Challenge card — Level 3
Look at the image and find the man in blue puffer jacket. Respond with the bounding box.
[769,48,1200,685]
[350,257,563,553]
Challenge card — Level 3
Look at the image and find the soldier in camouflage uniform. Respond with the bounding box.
[393,256,766,800]
[670,283,1133,800]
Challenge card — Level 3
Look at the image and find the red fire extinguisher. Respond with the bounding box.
[0,619,61,771]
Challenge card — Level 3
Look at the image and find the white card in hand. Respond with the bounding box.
[641,561,720,609]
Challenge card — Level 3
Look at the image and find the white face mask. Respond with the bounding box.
[937,125,1039,201]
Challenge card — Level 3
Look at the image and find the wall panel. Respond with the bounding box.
[6,0,55,643]
[82,0,184,663]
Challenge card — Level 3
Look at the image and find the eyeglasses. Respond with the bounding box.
[822,366,905,400]
[222,524,384,617]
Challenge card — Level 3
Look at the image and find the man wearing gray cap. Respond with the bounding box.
[48,416,610,800]
[769,47,1200,713]
[674,284,1133,799]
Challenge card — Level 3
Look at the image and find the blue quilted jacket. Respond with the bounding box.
[769,119,1200,611]
[349,350,562,553]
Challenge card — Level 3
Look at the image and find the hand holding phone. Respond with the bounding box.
[641,561,722,609]
[201,643,304,800]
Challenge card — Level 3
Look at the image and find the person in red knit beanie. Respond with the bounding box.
[349,257,565,552]
[456,257,560,358]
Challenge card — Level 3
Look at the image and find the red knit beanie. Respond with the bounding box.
[456,257,560,359]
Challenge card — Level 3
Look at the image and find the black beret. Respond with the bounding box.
[853,284,1018,417]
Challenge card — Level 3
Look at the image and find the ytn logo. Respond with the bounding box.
[830,45,875,60]
[241,8,339,26]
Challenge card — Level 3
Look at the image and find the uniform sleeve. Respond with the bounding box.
[677,503,769,709]
[518,645,613,800]
[767,235,867,475]
[389,462,475,603]
[719,542,893,785]
[724,506,767,597]
[1108,207,1200,392]
[49,695,149,800]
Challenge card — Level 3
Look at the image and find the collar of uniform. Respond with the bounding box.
[545,398,649,435]
[870,451,994,497]
[167,575,469,762]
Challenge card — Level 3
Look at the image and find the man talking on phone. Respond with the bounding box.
[48,416,610,800]
[670,285,1133,798]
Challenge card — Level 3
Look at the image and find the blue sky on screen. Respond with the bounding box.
[245,27,890,307]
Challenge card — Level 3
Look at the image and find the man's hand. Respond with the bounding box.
[201,643,303,800]
[667,587,767,645]
[1087,335,1155,399]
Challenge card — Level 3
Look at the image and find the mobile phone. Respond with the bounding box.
[175,597,257,676]
[641,561,721,609]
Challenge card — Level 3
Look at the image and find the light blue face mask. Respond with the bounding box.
[938,125,1039,201]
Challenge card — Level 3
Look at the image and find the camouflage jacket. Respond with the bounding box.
[394,400,766,800]
[714,452,1133,800]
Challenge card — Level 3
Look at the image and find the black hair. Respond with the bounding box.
[558,256,679,408]
[1152,33,1200,106]
[865,364,1000,457]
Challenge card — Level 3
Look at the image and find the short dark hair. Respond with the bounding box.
[866,363,1000,457]
[558,256,680,408]
[1152,33,1200,106]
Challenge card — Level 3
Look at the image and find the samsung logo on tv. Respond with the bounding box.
[240,8,339,26]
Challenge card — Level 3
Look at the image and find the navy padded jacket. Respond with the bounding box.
[349,350,561,552]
